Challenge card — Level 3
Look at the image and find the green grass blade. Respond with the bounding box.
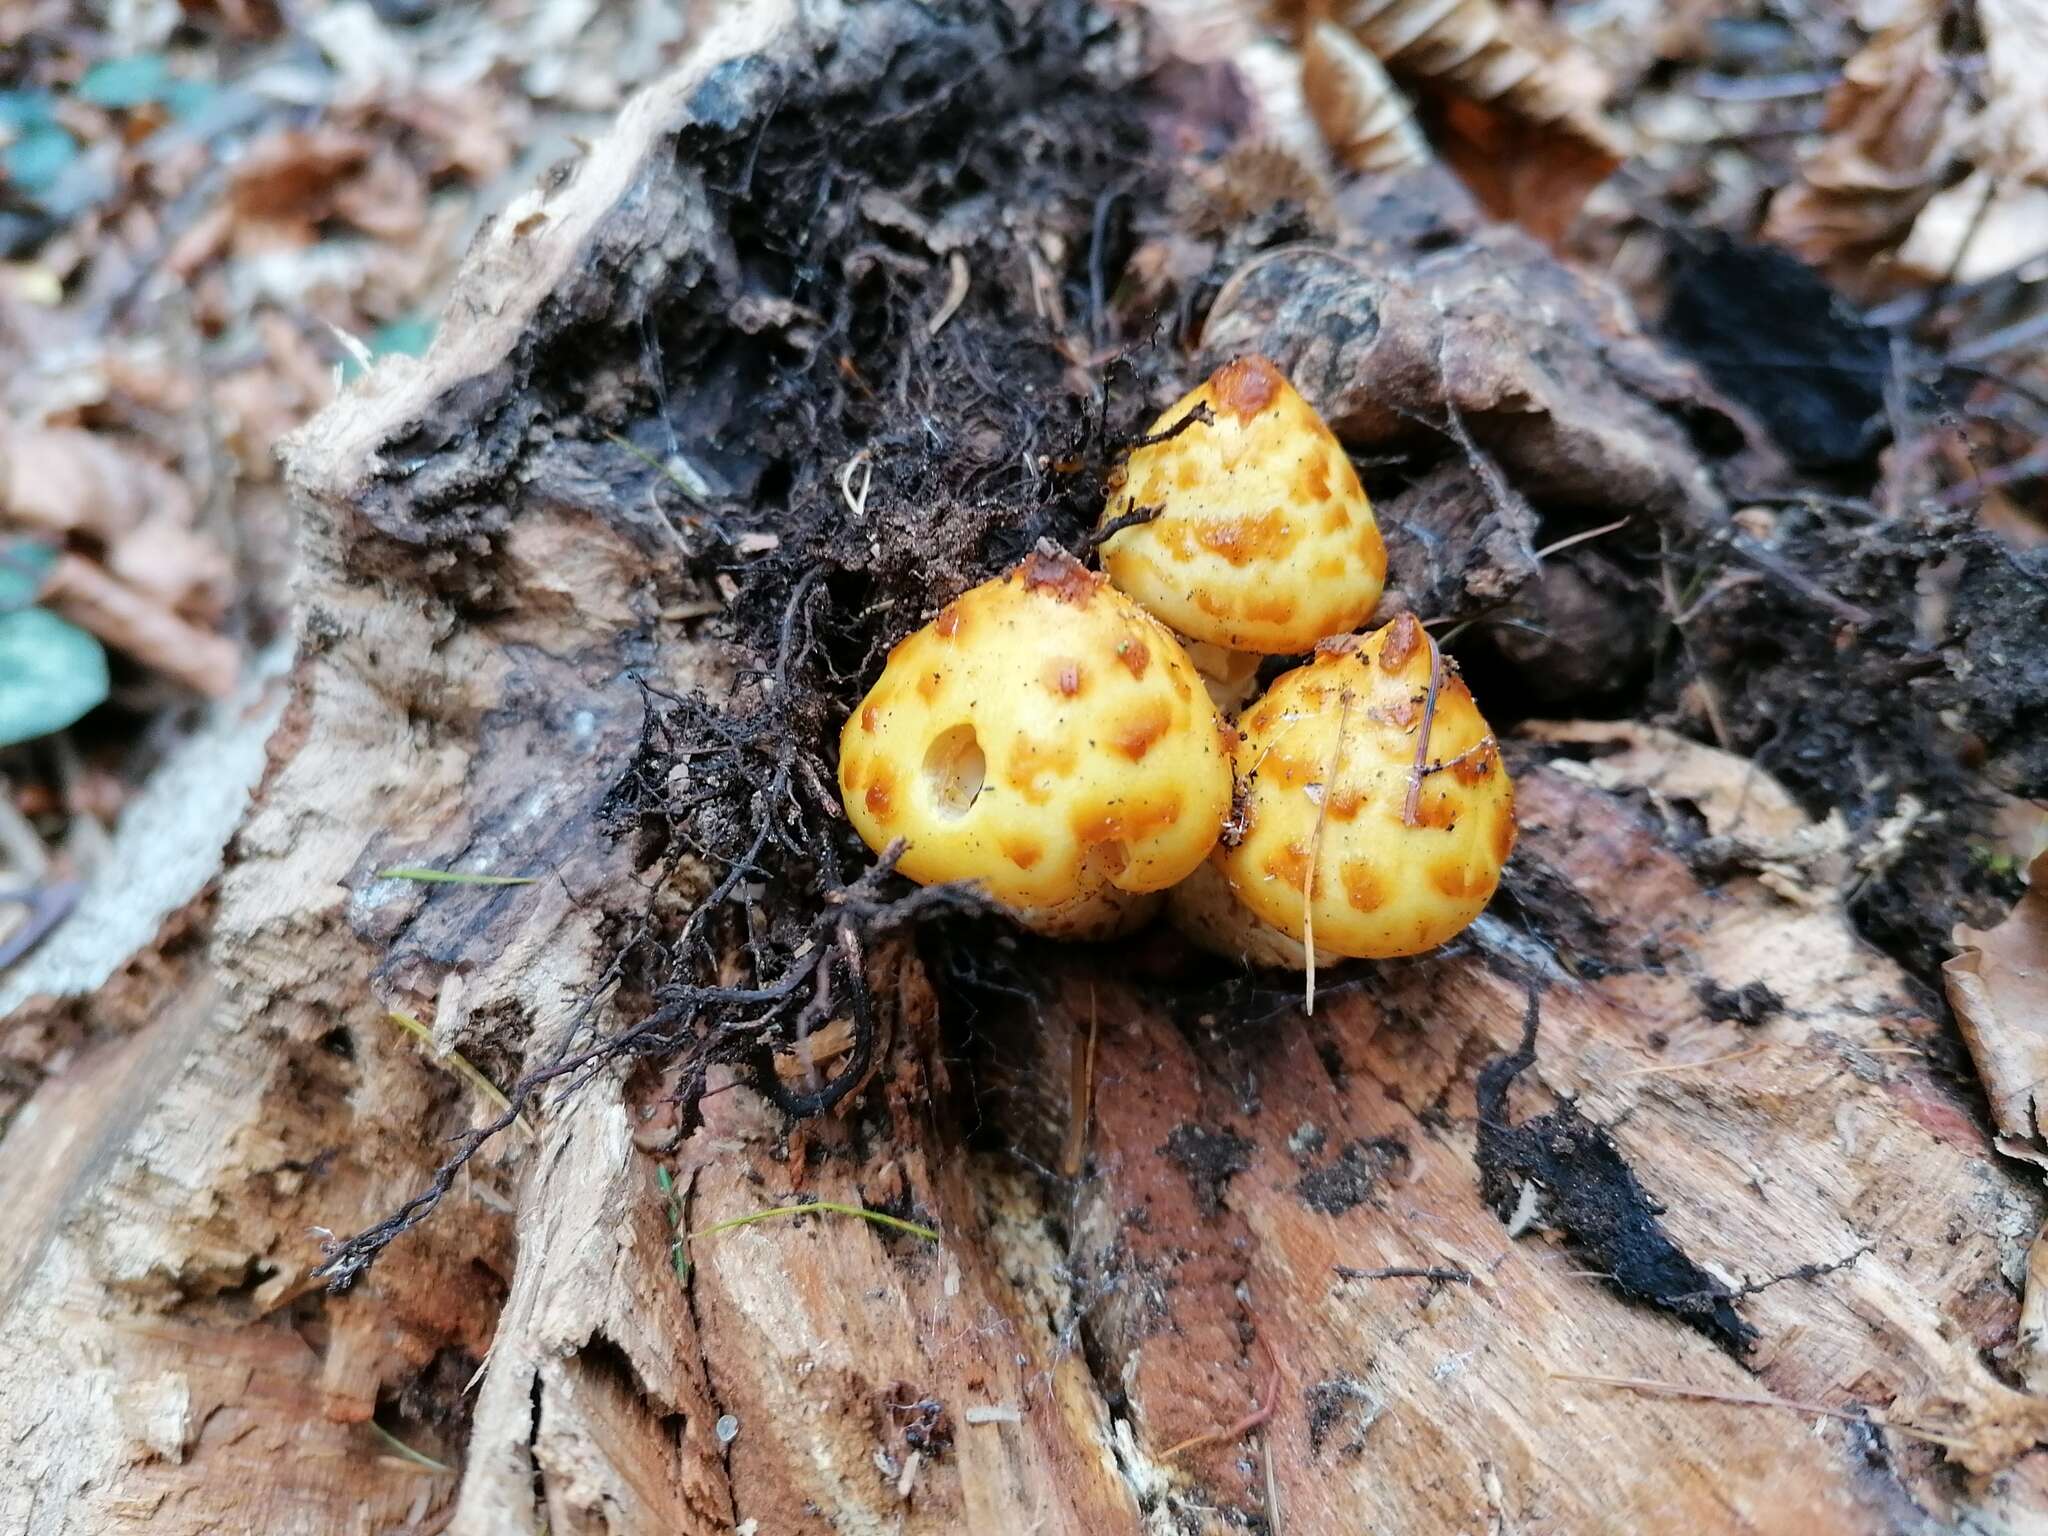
[374,867,538,885]
[385,1011,534,1139]
[688,1199,939,1245]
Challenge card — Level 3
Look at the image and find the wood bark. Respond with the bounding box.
[3,3,2047,1533]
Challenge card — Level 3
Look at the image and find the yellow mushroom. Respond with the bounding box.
[839,544,1236,938]
[1174,613,1516,962]
[1096,355,1387,659]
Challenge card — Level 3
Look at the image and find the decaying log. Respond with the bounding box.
[3,2,2047,1533]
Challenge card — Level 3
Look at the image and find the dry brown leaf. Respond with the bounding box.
[1896,173,2048,283]
[1301,20,1431,173]
[1890,0,2048,281]
[229,126,378,229]
[379,90,519,186]
[1978,0,2048,177]
[1763,3,1964,281]
[38,553,239,700]
[178,0,281,39]
[162,201,236,283]
[0,421,195,543]
[1949,837,2048,1418]
[0,420,233,622]
[224,125,427,250]
[104,514,233,626]
[1945,850,2048,1149]
[1434,94,1622,245]
[1325,0,1623,151]
[1283,0,1621,237]
[770,1017,857,1083]
[1519,720,1811,842]
[210,312,336,484]
[328,147,430,245]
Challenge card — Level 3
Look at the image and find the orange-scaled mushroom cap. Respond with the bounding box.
[1207,613,1516,959]
[1097,355,1387,655]
[839,545,1236,937]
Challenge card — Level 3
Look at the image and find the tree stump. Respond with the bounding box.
[4,2,2046,1533]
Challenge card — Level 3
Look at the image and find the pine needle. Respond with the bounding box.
[368,1420,452,1473]
[688,1200,939,1245]
[656,1166,690,1284]
[385,1011,535,1139]
[605,430,707,507]
[375,866,538,885]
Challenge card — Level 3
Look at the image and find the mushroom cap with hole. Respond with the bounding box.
[1096,355,1387,655]
[1196,613,1516,960]
[839,545,1236,936]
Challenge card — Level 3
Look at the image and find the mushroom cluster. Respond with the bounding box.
[837,356,1516,965]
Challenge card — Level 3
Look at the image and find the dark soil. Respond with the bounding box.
[1162,1123,1255,1216]
[1296,1136,1411,1217]
[1477,994,1757,1354]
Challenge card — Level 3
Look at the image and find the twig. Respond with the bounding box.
[1402,636,1444,827]
[927,252,970,338]
[1060,986,1099,1177]
[1934,443,2048,508]
[1334,1264,1474,1283]
[1534,516,1632,562]
[1690,69,1838,101]
[1085,503,1161,553]
[1932,173,1999,311]
[1421,735,1498,782]
[1088,176,1134,347]
[1437,392,1517,522]
[314,852,952,1290]
[1724,535,1875,626]
[0,880,81,971]
[1546,1369,1971,1450]
[1124,401,1214,454]
[604,430,707,510]
[1656,534,1731,749]
[756,920,877,1117]
[838,450,874,521]
[1262,1431,1284,1536]
[1158,1342,1283,1461]
[1950,306,2048,366]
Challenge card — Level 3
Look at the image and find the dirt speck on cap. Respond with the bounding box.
[1020,541,1103,604]
[1210,355,1282,421]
